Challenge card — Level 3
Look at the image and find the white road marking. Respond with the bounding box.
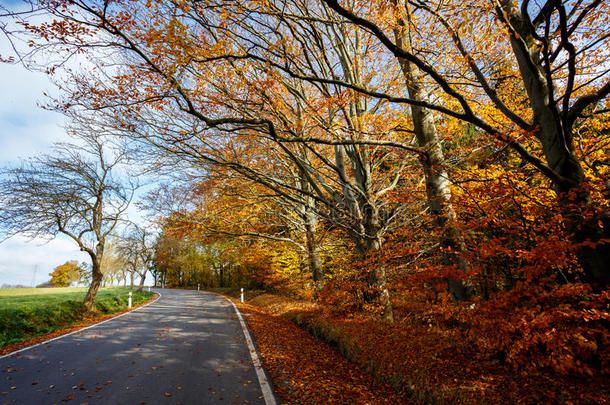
[0,292,162,360]
[223,295,277,405]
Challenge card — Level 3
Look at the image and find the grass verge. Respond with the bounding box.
[0,287,155,351]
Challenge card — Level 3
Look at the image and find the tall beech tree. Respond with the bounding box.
[0,131,134,311]
[319,0,610,286]
[390,0,470,299]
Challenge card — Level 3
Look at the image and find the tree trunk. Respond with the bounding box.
[83,261,103,312]
[366,259,393,322]
[327,25,396,319]
[393,2,470,300]
[299,166,324,295]
[130,270,135,289]
[375,265,393,321]
[358,233,394,322]
[138,271,146,292]
[305,219,323,289]
[501,1,610,287]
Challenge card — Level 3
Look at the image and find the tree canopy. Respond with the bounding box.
[49,260,81,287]
[1,0,608,387]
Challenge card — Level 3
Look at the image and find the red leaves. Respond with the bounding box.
[237,298,408,404]
[241,293,610,404]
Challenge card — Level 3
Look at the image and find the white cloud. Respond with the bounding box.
[0,235,88,286]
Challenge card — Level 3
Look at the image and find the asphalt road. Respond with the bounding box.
[0,289,275,404]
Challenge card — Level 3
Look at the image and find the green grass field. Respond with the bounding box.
[0,287,154,348]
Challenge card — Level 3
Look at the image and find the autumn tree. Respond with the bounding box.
[153,231,208,288]
[49,260,81,287]
[18,0,421,319]
[316,0,610,287]
[0,130,135,311]
[149,171,329,294]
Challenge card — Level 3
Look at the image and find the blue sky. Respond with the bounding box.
[0,35,90,286]
[0,36,158,287]
[0,3,165,287]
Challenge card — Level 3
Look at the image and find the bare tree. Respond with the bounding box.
[117,224,156,291]
[0,131,135,311]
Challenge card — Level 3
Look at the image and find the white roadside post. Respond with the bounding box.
[198,283,200,291]
[128,291,132,308]
[240,288,244,303]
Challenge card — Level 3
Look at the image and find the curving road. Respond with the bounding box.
[0,289,276,404]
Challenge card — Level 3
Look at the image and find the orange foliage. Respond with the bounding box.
[11,0,610,400]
